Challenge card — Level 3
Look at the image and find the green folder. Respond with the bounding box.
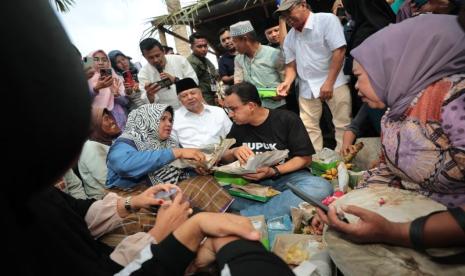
[214,171,248,186]
[257,87,277,98]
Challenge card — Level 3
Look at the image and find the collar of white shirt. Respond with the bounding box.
[303,12,315,31]
[180,104,212,117]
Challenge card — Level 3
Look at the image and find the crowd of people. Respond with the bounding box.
[4,0,465,275]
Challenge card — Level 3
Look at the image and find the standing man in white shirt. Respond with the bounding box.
[172,78,232,148]
[138,38,198,109]
[276,0,351,152]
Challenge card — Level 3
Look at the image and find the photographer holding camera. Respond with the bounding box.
[138,38,198,109]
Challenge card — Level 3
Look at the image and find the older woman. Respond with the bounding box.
[314,14,465,250]
[88,50,129,130]
[106,103,205,189]
[78,107,121,199]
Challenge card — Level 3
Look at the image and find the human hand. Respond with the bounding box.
[160,72,175,83]
[94,75,113,91]
[173,148,206,163]
[233,146,254,165]
[242,167,274,181]
[195,166,211,176]
[85,67,95,80]
[271,95,285,101]
[124,81,139,95]
[276,82,290,97]
[173,213,260,252]
[341,144,357,157]
[317,205,396,244]
[132,184,180,209]
[149,192,192,242]
[310,213,325,235]
[145,82,162,102]
[319,81,333,101]
[194,236,240,269]
[111,78,121,96]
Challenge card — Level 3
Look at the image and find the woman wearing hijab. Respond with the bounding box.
[88,49,129,130]
[106,103,206,189]
[314,14,465,250]
[78,107,121,199]
[108,50,145,112]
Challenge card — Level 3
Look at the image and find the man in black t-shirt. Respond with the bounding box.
[222,82,333,219]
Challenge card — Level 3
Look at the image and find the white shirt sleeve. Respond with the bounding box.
[181,56,199,84]
[324,14,347,51]
[221,112,233,138]
[283,35,296,64]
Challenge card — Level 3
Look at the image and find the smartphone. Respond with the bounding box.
[336,7,346,17]
[286,183,349,223]
[122,70,135,85]
[100,68,112,78]
[82,57,94,71]
[155,78,172,89]
[154,188,178,200]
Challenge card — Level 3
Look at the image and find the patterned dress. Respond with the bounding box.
[362,74,465,208]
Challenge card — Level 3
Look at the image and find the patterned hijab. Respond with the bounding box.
[351,14,465,120]
[119,104,181,185]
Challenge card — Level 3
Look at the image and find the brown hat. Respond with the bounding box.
[274,0,303,15]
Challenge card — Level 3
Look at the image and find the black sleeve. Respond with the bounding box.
[218,57,227,77]
[216,240,294,276]
[226,124,241,148]
[58,188,96,219]
[346,103,369,137]
[131,234,195,276]
[286,111,315,157]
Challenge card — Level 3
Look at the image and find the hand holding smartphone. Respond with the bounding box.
[154,188,178,201]
[100,68,112,78]
[154,78,172,89]
[286,183,349,223]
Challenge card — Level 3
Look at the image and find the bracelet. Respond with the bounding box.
[271,166,281,179]
[409,210,445,252]
[449,207,465,233]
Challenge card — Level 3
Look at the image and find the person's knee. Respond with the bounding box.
[294,176,333,199]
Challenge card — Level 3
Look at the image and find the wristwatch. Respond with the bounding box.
[124,196,135,213]
[270,166,281,179]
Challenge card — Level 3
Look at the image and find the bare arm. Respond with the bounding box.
[278,17,288,47]
[243,155,311,181]
[318,204,465,248]
[275,155,311,175]
[276,61,297,96]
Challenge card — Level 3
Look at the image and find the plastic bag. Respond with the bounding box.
[313,148,341,164]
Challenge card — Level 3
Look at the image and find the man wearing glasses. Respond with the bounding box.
[221,82,333,219]
[277,0,351,152]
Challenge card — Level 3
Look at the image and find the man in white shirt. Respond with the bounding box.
[276,0,351,152]
[138,38,198,109]
[172,78,232,148]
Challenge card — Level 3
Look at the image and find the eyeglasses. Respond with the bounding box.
[93,57,109,63]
